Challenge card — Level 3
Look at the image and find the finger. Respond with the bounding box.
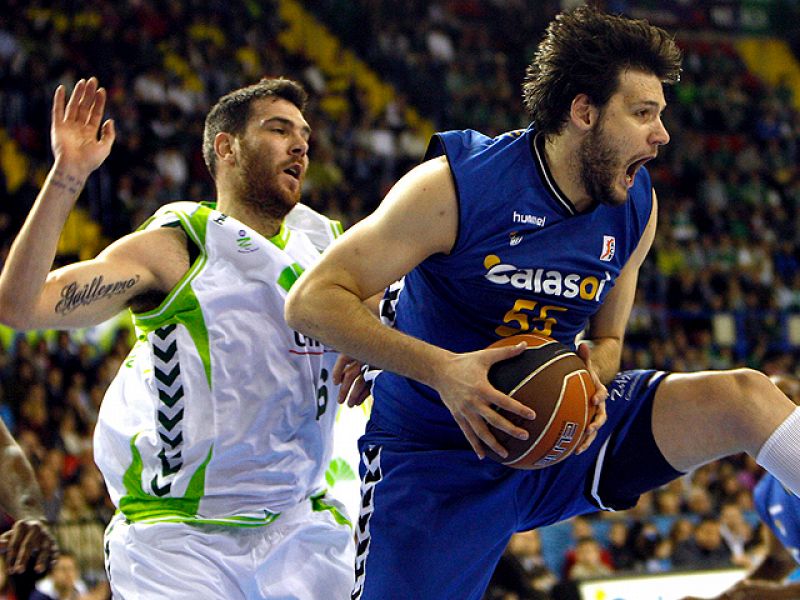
[591,400,607,428]
[331,355,351,385]
[489,391,536,421]
[52,85,66,126]
[34,538,55,573]
[575,427,597,455]
[591,385,608,404]
[12,526,36,573]
[453,413,486,459]
[4,523,24,569]
[346,376,370,407]
[337,363,361,404]
[100,119,116,147]
[469,415,509,459]
[484,341,528,364]
[576,342,592,363]
[479,406,529,440]
[576,402,606,455]
[87,86,107,129]
[65,79,86,121]
[77,77,99,124]
[341,373,362,405]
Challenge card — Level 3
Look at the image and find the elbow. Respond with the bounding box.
[0,301,31,331]
[284,281,314,333]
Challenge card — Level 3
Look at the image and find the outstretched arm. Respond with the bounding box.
[0,421,57,574]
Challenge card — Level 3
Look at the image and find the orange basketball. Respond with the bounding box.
[485,333,596,469]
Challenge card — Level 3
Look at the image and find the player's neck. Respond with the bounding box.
[542,135,593,213]
[216,192,284,239]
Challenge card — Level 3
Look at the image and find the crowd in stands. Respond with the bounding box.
[2,1,800,598]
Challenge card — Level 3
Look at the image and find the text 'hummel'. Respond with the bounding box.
[512,211,546,227]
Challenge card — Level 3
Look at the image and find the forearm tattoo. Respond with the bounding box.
[55,275,141,315]
[49,169,84,198]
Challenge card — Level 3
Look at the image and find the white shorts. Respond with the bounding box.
[104,499,355,599]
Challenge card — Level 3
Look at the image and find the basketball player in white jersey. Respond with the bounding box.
[0,77,356,598]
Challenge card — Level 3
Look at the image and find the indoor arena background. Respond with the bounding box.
[1,1,800,598]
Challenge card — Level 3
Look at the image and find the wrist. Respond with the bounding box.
[51,160,90,185]
[47,162,88,208]
[426,348,457,391]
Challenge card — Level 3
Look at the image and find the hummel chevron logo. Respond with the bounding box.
[158,387,184,408]
[154,364,180,386]
[159,431,183,449]
[153,340,177,362]
[150,475,172,497]
[158,448,182,476]
[158,409,184,432]
[154,324,177,340]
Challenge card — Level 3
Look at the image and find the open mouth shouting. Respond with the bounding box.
[624,155,654,188]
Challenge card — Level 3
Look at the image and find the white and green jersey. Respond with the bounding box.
[94,201,344,526]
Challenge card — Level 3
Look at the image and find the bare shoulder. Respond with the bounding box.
[100,226,191,294]
[367,155,457,255]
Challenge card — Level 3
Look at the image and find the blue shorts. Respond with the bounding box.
[351,369,682,600]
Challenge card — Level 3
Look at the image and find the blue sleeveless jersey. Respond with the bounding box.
[371,127,653,443]
[754,474,800,565]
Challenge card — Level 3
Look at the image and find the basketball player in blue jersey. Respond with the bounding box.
[287,6,800,599]
[685,374,800,600]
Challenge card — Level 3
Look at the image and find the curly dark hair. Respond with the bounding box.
[523,5,681,136]
[202,78,308,179]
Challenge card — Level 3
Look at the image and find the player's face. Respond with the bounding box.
[579,69,669,206]
[236,97,310,219]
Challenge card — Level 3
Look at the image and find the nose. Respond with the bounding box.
[651,117,670,147]
[290,134,309,157]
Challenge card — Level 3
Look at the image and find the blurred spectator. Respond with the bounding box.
[718,502,757,568]
[54,486,104,586]
[567,537,613,580]
[485,529,553,600]
[672,517,733,570]
[30,551,108,600]
[606,521,636,572]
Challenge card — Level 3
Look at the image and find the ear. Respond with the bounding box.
[569,94,599,132]
[214,132,236,168]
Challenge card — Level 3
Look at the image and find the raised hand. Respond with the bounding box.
[51,77,115,181]
[435,342,536,459]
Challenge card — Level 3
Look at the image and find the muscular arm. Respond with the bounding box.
[0,224,188,331]
[287,157,458,385]
[286,157,535,458]
[585,190,658,384]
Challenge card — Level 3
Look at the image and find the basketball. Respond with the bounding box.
[485,334,597,469]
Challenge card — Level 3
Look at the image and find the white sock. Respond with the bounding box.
[756,407,800,496]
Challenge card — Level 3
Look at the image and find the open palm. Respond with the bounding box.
[51,77,115,177]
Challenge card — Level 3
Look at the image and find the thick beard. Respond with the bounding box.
[237,142,301,221]
[578,122,627,207]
